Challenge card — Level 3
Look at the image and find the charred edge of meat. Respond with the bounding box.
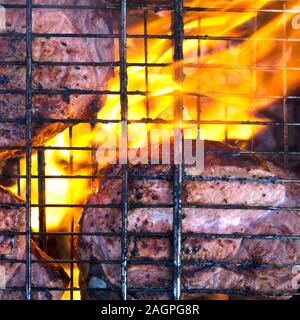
[32,242,70,289]
[0,0,114,160]
[0,183,70,300]
[80,253,120,300]
[0,185,24,204]
[0,95,104,161]
[2,241,70,300]
[80,253,172,300]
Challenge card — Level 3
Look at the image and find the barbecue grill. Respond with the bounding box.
[0,0,300,300]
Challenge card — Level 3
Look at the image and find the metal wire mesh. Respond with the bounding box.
[0,0,299,300]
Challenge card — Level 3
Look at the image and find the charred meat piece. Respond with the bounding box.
[0,0,114,159]
[76,140,300,299]
[0,241,70,300]
[0,186,25,284]
[0,185,70,300]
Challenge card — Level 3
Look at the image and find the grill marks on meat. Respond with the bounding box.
[0,186,25,283]
[0,241,70,300]
[0,0,114,159]
[76,141,300,299]
[0,185,70,300]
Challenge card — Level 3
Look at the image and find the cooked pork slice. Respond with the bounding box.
[76,140,300,299]
[0,184,70,299]
[0,186,25,284]
[0,0,114,159]
[0,241,70,300]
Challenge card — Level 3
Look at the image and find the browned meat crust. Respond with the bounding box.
[0,184,70,300]
[0,241,70,300]
[0,186,25,284]
[0,0,114,159]
[75,140,300,300]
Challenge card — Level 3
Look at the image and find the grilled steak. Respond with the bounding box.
[0,241,70,300]
[0,185,70,300]
[0,0,114,159]
[76,140,300,299]
[0,186,26,284]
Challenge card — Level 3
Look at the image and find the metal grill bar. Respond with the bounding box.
[2,90,300,101]
[1,258,300,269]
[283,3,289,168]
[120,0,129,301]
[1,2,300,14]
[2,118,300,126]
[3,286,299,298]
[1,230,300,241]
[17,159,21,196]
[3,147,300,157]
[3,202,300,212]
[25,0,33,301]
[4,60,300,71]
[37,150,47,251]
[172,0,184,300]
[4,32,300,43]
[69,126,75,301]
[2,173,300,183]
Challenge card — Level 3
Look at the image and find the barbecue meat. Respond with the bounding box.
[76,140,300,300]
[0,185,70,300]
[0,241,70,300]
[0,186,26,284]
[0,0,114,159]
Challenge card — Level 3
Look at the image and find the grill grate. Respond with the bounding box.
[0,0,299,300]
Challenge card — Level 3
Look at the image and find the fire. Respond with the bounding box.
[99,0,300,144]
[7,1,300,299]
[9,125,93,231]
